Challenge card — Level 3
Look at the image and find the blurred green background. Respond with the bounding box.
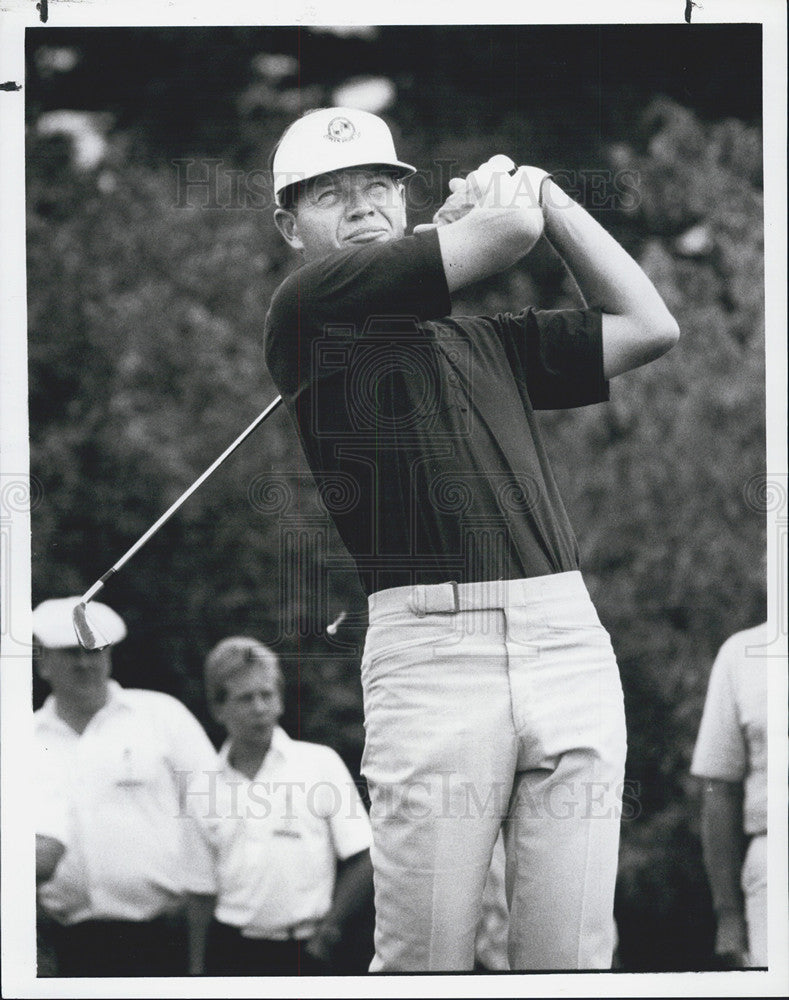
[26,24,766,972]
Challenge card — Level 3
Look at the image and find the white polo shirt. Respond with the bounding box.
[691,623,768,836]
[195,726,372,938]
[35,680,219,924]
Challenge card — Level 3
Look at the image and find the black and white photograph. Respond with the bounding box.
[1,1,786,996]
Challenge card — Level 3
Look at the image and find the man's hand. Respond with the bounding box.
[304,919,342,966]
[413,175,481,233]
[36,834,65,885]
[714,909,750,968]
[432,156,551,293]
[415,156,549,247]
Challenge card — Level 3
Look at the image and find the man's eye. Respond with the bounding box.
[316,189,337,204]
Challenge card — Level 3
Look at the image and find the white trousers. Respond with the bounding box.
[361,571,627,972]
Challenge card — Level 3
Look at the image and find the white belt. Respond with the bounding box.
[368,571,586,619]
[242,919,319,942]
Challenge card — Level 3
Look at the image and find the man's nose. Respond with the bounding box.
[74,653,99,670]
[345,188,375,218]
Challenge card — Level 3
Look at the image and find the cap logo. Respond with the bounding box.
[326,116,358,143]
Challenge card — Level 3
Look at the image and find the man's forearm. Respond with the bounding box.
[700,781,747,915]
[185,892,216,975]
[435,160,546,293]
[437,203,540,293]
[699,779,751,964]
[542,179,665,319]
[324,848,374,930]
[541,179,679,376]
[306,848,374,965]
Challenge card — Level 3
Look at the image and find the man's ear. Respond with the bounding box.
[35,650,52,683]
[397,182,408,230]
[274,688,285,723]
[273,208,304,252]
[210,699,228,730]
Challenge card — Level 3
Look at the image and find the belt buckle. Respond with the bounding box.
[427,581,460,614]
[410,581,461,616]
[408,585,426,618]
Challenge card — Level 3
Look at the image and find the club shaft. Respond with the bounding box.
[87,395,282,587]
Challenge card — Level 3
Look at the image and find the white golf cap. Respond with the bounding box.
[33,596,127,649]
[272,107,416,205]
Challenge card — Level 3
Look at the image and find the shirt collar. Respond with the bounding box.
[103,679,131,708]
[38,679,131,731]
[219,725,290,775]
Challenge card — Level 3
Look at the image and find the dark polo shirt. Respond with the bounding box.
[264,229,608,596]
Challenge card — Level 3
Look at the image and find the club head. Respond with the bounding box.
[72,601,111,651]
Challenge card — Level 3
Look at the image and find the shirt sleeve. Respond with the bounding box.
[180,815,219,895]
[152,694,220,795]
[264,229,451,397]
[152,695,221,894]
[496,306,609,410]
[312,748,372,861]
[690,638,746,782]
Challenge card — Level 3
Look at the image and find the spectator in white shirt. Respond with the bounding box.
[691,622,768,968]
[33,596,219,977]
[187,636,374,975]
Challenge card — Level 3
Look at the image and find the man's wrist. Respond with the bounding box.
[541,176,574,217]
[508,165,551,211]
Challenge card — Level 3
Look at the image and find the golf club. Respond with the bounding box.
[73,394,283,650]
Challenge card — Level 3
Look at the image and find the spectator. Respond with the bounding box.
[691,622,768,968]
[33,596,219,977]
[187,636,374,975]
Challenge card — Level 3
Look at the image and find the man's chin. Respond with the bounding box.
[74,674,107,687]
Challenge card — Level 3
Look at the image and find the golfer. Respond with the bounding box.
[263,107,679,972]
